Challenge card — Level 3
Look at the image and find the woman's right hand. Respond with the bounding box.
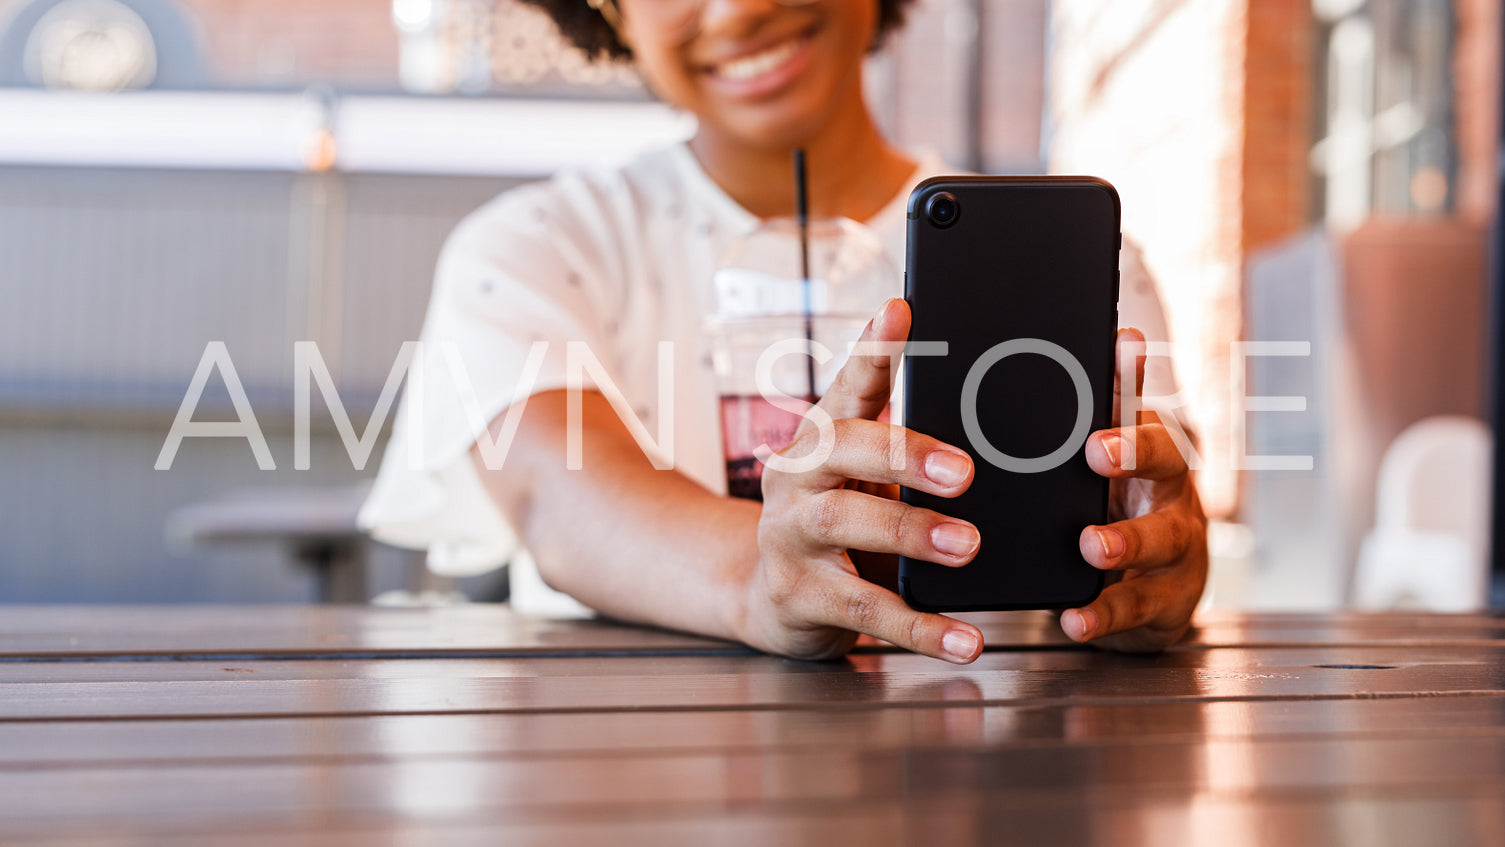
[739,298,987,664]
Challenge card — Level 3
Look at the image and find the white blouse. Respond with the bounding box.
[358,143,1178,613]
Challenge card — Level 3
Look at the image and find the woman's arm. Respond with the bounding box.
[472,387,762,645]
[472,299,989,663]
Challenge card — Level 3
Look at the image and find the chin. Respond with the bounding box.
[726,117,824,153]
[704,92,839,153]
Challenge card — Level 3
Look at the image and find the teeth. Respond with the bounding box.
[716,37,802,82]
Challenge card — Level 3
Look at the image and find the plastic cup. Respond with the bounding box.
[707,218,897,501]
[709,313,869,500]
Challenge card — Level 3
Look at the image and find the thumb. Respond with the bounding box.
[816,298,911,423]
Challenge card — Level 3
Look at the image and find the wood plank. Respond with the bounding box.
[0,696,1501,768]
[1178,611,1505,649]
[0,607,1067,658]
[1,643,1498,684]
[0,605,746,659]
[0,736,1502,836]
[6,787,1504,847]
[0,651,1499,721]
[1,606,1498,660]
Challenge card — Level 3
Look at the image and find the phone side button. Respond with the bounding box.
[1114,269,1121,301]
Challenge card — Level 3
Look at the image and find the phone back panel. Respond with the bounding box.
[899,176,1120,611]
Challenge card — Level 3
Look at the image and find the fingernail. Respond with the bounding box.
[925,450,970,487]
[1095,528,1125,561]
[1067,608,1098,641]
[942,629,979,661]
[932,522,980,557]
[1100,432,1122,466]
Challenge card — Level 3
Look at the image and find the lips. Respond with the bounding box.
[700,27,817,99]
[711,32,810,82]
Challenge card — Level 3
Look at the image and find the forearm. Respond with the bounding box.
[472,390,761,644]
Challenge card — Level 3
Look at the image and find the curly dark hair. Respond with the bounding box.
[517,0,919,63]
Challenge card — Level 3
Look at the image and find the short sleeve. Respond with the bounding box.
[358,183,619,578]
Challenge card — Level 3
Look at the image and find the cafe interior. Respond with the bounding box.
[0,0,1501,842]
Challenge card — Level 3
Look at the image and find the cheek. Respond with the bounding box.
[832,2,880,67]
[620,31,700,109]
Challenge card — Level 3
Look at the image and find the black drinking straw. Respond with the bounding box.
[793,148,816,400]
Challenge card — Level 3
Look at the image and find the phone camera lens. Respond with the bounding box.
[927,193,959,228]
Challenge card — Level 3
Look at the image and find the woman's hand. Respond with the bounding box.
[740,298,987,664]
[734,305,1207,663]
[1063,328,1209,652]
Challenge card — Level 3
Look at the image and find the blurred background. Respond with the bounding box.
[0,0,1498,610]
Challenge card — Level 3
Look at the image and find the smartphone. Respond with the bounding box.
[898,176,1121,612]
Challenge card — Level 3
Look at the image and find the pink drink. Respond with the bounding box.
[719,393,815,501]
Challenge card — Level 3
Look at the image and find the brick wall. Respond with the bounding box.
[1243,0,1312,252]
[1454,0,1502,223]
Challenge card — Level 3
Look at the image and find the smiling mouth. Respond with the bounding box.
[709,29,815,82]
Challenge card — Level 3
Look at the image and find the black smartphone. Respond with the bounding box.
[898,176,1121,612]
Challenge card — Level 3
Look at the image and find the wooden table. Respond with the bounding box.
[1,606,1502,845]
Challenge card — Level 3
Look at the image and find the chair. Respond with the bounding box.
[1353,415,1492,611]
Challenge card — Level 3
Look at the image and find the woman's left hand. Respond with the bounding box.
[1062,328,1209,652]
